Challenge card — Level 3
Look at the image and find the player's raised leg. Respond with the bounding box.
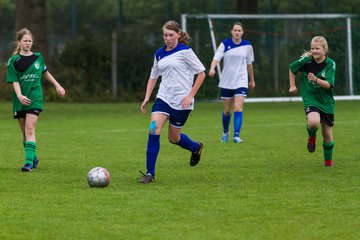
[306,111,320,153]
[167,112,203,167]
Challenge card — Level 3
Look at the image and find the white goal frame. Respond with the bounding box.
[181,13,358,99]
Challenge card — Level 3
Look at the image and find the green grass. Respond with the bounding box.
[0,101,360,240]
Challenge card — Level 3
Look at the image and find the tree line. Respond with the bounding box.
[1,0,359,101]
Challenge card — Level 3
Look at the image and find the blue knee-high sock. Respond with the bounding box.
[222,112,231,133]
[234,111,243,138]
[176,133,200,153]
[146,134,160,176]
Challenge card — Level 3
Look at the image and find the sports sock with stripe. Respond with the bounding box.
[234,111,243,138]
[323,140,335,160]
[307,124,318,137]
[23,140,37,161]
[24,141,36,166]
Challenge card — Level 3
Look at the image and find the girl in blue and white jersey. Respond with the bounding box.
[209,22,255,143]
[139,21,206,184]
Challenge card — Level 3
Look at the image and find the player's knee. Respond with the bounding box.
[149,120,157,135]
[25,125,35,136]
[308,119,319,129]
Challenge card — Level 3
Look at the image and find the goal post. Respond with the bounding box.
[181,13,358,99]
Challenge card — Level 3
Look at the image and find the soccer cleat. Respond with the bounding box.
[233,137,243,143]
[32,156,39,169]
[307,136,316,153]
[21,163,33,172]
[221,132,229,143]
[138,171,155,184]
[190,142,203,166]
[324,160,333,167]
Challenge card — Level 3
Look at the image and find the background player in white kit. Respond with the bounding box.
[208,22,255,143]
[139,20,206,184]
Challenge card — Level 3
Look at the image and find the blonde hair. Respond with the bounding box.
[12,28,33,56]
[163,20,190,45]
[301,36,328,57]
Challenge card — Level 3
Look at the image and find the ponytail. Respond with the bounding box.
[301,36,328,58]
[12,44,21,56]
[301,50,312,58]
[179,31,190,45]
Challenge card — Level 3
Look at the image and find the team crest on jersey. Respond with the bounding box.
[35,62,40,69]
[227,46,231,50]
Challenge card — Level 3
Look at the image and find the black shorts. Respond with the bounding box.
[13,109,42,119]
[305,106,334,126]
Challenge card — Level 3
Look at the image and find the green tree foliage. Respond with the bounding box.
[0,0,15,57]
[15,0,48,59]
[1,0,359,101]
[53,36,112,102]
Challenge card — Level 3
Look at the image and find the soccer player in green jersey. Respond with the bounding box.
[6,28,65,172]
[289,36,336,167]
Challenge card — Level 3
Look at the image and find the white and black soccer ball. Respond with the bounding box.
[87,167,110,188]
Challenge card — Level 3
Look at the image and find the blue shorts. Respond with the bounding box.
[220,87,248,99]
[151,98,191,128]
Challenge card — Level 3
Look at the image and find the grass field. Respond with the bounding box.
[0,100,360,240]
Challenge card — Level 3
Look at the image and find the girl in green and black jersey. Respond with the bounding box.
[289,36,335,167]
[6,28,65,172]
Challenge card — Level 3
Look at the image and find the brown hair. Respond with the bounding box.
[163,20,190,45]
[232,21,244,30]
[12,28,33,56]
[301,36,328,57]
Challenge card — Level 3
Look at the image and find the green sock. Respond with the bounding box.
[323,141,335,160]
[25,142,37,165]
[307,124,318,137]
[23,141,37,161]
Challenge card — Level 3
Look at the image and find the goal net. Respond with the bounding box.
[181,14,360,101]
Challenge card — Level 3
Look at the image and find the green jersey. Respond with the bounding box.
[6,52,46,112]
[289,56,336,114]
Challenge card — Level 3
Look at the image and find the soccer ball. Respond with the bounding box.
[87,167,111,188]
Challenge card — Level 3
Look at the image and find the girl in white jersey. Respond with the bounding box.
[209,22,255,143]
[139,21,206,184]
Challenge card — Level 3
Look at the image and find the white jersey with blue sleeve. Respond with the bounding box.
[213,38,254,89]
[150,43,205,110]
